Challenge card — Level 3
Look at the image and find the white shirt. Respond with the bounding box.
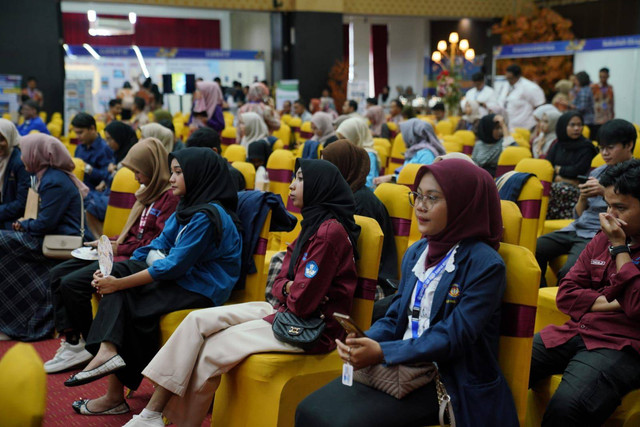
[403,244,459,340]
[501,77,546,132]
[464,85,496,117]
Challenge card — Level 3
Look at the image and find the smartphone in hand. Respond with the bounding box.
[576,175,590,184]
[333,313,365,337]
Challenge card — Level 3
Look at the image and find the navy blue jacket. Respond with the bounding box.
[0,148,30,229]
[20,168,83,238]
[366,239,518,427]
[74,135,115,189]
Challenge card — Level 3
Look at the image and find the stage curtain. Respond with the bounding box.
[370,24,388,97]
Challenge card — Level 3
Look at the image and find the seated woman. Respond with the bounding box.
[189,81,225,133]
[237,82,281,133]
[296,159,519,427]
[0,118,29,230]
[310,111,338,148]
[546,111,598,219]
[472,114,517,177]
[238,111,269,150]
[44,137,179,373]
[364,106,390,139]
[455,99,481,133]
[141,122,174,153]
[336,117,380,190]
[122,159,360,427]
[0,134,87,341]
[532,109,561,159]
[65,148,242,416]
[373,118,446,186]
[323,140,398,298]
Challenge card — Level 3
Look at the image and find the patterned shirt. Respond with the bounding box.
[574,86,595,125]
[591,83,614,124]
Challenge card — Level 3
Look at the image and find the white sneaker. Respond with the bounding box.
[44,338,93,373]
[122,414,165,427]
[0,332,11,341]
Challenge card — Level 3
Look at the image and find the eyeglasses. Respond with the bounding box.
[408,191,441,208]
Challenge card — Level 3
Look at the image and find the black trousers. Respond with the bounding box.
[295,377,439,427]
[529,334,640,427]
[535,230,590,286]
[84,259,212,390]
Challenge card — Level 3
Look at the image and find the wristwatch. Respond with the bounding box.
[609,244,631,259]
[84,164,93,175]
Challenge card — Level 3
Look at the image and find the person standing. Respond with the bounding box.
[21,76,44,108]
[572,71,595,137]
[501,64,546,132]
[591,67,615,138]
[464,72,495,117]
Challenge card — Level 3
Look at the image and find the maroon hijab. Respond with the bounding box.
[414,159,503,268]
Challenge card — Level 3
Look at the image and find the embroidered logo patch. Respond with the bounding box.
[304,261,319,278]
[590,259,606,266]
[446,284,461,304]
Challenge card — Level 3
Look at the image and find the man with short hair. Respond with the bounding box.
[130,96,149,130]
[591,67,615,137]
[464,72,495,116]
[22,76,43,107]
[530,157,640,426]
[432,102,446,123]
[293,99,312,123]
[104,99,122,124]
[535,119,636,286]
[501,64,546,132]
[17,99,50,136]
[389,99,403,124]
[334,99,360,127]
[71,112,115,190]
[280,100,292,116]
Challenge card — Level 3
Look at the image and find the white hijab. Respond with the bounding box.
[0,119,20,197]
[240,112,269,149]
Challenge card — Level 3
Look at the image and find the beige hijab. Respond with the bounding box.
[118,137,171,244]
[141,123,174,153]
[336,117,379,163]
[0,119,20,197]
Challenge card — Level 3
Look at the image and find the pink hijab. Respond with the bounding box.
[20,134,89,197]
[247,82,269,102]
[194,81,224,119]
[365,106,385,136]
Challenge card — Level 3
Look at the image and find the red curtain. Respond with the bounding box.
[343,23,350,64]
[370,24,388,97]
[62,13,221,49]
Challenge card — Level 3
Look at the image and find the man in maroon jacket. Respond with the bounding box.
[529,159,640,426]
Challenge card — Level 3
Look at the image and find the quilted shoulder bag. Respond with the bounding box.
[272,310,325,350]
[42,190,84,260]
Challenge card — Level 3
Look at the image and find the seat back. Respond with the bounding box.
[443,140,463,153]
[386,121,399,138]
[223,111,235,126]
[281,114,293,125]
[388,133,406,173]
[448,115,461,129]
[288,117,302,142]
[71,157,85,181]
[501,200,522,246]
[435,119,454,136]
[298,121,313,143]
[591,153,606,169]
[582,125,590,139]
[232,161,256,190]
[266,149,296,206]
[352,215,384,328]
[396,163,422,191]
[272,123,292,148]
[496,146,533,177]
[515,158,554,236]
[497,242,540,426]
[513,127,531,142]
[374,183,413,276]
[453,129,476,155]
[220,127,237,154]
[103,168,140,238]
[516,175,544,254]
[223,144,247,163]
[0,343,46,427]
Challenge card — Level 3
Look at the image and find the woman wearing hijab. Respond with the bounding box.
[546,111,598,219]
[456,99,481,133]
[323,140,398,297]
[0,118,29,230]
[310,111,338,148]
[296,159,519,427]
[121,159,359,427]
[532,109,561,159]
[141,122,174,153]
[364,106,390,139]
[65,148,242,416]
[237,82,281,132]
[44,138,180,373]
[530,104,560,147]
[472,114,517,177]
[238,111,270,149]
[104,121,137,167]
[0,134,87,341]
[190,81,225,132]
[336,117,380,189]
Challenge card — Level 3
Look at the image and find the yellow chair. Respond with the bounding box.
[501,200,522,246]
[281,114,293,125]
[386,121,398,137]
[272,123,292,148]
[582,125,590,139]
[288,117,302,143]
[223,144,246,164]
[496,146,532,177]
[443,140,463,153]
[0,343,47,427]
[211,215,383,427]
[591,153,606,169]
[435,119,454,136]
[272,139,285,151]
[527,287,640,426]
[633,124,640,158]
[71,157,85,181]
[515,175,544,255]
[298,121,313,144]
[2,112,11,121]
[223,111,234,126]
[513,127,531,143]
[515,158,554,236]
[47,122,62,138]
[266,149,295,206]
[454,129,476,155]
[102,168,140,238]
[28,129,40,134]
[231,161,256,190]
[373,145,388,174]
[220,127,237,155]
[388,133,406,173]
[448,115,461,129]
[397,164,427,248]
[39,111,47,123]
[374,183,413,276]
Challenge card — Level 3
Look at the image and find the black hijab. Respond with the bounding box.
[169,147,240,246]
[555,111,591,146]
[476,114,499,144]
[287,159,361,280]
[247,140,271,166]
[105,121,137,164]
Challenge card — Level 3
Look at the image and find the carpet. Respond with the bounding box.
[0,338,212,426]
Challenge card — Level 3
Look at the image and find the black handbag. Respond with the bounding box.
[272,310,325,350]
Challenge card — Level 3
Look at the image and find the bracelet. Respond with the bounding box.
[282,284,289,297]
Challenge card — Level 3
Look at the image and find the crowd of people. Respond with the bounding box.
[0,59,638,427]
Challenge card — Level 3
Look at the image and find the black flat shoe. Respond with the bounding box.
[64,354,126,387]
[72,398,130,415]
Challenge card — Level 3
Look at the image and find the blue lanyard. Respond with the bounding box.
[411,250,454,338]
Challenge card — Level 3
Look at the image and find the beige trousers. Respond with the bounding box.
[142,301,303,427]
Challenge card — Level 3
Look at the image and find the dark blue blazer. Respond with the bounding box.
[0,148,30,229]
[366,239,518,427]
[20,168,82,238]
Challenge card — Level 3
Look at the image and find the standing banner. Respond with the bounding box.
[347,81,368,115]
[64,79,93,136]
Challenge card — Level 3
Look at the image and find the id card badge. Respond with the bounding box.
[342,363,353,386]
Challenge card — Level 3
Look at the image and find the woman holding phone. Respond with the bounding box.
[296,159,519,427]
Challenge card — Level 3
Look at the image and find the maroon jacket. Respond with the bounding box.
[264,219,358,354]
[112,189,179,262]
[540,232,640,355]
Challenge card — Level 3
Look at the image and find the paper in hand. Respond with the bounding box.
[97,235,113,276]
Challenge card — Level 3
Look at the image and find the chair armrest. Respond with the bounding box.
[534,287,570,334]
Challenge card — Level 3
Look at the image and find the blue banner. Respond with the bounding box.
[66,45,264,60]
[494,34,640,59]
